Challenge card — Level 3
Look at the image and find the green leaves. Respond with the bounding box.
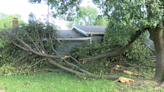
[0,13,25,30]
[66,5,99,28]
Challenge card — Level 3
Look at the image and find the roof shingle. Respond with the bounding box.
[74,25,106,34]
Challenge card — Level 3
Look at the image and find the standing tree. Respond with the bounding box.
[92,0,163,82]
[66,6,108,28]
[71,5,97,25]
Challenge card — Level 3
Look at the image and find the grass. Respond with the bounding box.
[0,72,116,92]
[0,72,163,92]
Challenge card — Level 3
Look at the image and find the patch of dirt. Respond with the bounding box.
[0,84,7,92]
[118,88,126,92]
[117,80,160,91]
[0,88,7,92]
[154,82,164,91]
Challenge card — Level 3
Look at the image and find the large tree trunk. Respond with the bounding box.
[149,25,164,82]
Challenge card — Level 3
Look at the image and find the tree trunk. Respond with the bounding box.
[149,25,164,82]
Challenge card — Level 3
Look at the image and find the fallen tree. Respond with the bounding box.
[0,19,155,81]
[27,0,164,83]
[0,21,119,79]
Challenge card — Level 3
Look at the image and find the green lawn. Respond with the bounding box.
[0,72,163,92]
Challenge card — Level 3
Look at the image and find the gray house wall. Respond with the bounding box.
[91,34,104,43]
[55,29,90,56]
[56,40,89,56]
[55,25,106,56]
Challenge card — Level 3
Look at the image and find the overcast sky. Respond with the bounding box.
[0,0,95,29]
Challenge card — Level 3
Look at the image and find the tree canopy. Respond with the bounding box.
[67,5,97,27]
[66,5,108,28]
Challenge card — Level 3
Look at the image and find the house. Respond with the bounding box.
[11,18,153,56]
[56,25,106,55]
[11,18,106,55]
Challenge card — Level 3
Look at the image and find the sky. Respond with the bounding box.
[0,0,96,29]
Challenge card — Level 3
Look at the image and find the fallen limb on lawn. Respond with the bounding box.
[123,71,138,76]
[119,77,134,83]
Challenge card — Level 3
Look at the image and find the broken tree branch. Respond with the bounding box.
[16,58,46,70]
[80,29,147,62]
[49,59,120,80]
[5,33,62,59]
[24,30,41,53]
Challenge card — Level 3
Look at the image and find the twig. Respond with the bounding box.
[16,58,46,70]
[141,42,155,52]
[24,30,41,52]
[11,53,29,64]
[34,24,45,51]
[35,69,67,73]
[16,55,36,66]
[49,32,59,55]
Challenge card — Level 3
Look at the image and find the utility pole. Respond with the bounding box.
[47,0,49,23]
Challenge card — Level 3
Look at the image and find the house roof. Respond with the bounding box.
[55,25,106,41]
[73,25,106,35]
[56,29,85,38]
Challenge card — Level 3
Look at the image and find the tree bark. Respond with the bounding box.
[149,24,164,82]
[48,60,120,80]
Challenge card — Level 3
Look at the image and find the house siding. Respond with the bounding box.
[56,40,89,56]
